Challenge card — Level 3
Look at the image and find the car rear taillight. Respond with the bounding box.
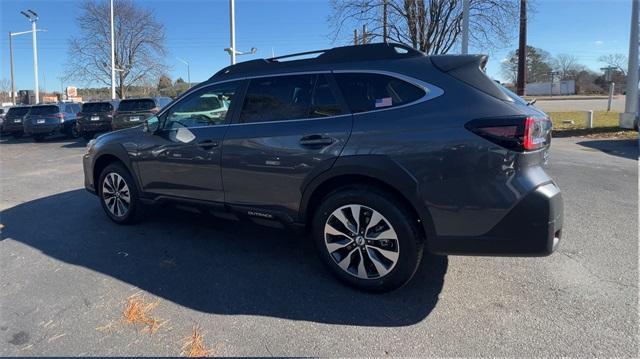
[465,116,551,152]
[54,112,64,119]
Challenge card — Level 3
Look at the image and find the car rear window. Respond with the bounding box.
[334,73,425,113]
[7,107,30,117]
[118,99,156,112]
[29,105,60,115]
[82,102,113,112]
[498,84,529,106]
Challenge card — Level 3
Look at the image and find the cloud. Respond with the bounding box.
[594,40,604,46]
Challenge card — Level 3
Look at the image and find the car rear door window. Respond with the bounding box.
[239,74,315,123]
[333,73,425,113]
[163,81,240,129]
[310,75,343,118]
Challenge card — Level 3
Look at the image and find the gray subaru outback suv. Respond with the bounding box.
[83,43,563,292]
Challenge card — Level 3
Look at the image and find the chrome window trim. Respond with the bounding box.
[158,69,444,128]
[159,114,353,131]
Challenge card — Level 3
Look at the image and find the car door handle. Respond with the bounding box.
[299,135,335,147]
[197,140,219,150]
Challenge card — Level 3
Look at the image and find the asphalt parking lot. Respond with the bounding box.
[0,134,637,356]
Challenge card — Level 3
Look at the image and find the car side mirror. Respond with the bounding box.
[143,116,160,133]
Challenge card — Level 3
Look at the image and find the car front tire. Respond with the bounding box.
[312,186,424,292]
[98,163,142,224]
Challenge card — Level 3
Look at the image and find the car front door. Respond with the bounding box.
[221,73,352,218]
[136,81,243,202]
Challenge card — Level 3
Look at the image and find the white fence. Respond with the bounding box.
[525,80,576,96]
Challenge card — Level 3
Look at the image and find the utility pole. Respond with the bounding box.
[8,32,15,105]
[229,0,236,65]
[354,29,358,45]
[110,0,116,100]
[461,0,470,54]
[362,24,367,45]
[620,0,639,129]
[383,0,388,43]
[516,0,527,96]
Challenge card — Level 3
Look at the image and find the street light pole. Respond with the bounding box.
[229,0,236,65]
[461,0,470,54]
[31,16,39,104]
[620,0,639,129]
[177,58,191,88]
[9,32,15,105]
[110,0,116,99]
[20,10,40,104]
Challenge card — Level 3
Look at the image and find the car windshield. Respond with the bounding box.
[83,102,113,112]
[7,107,30,117]
[118,99,155,112]
[498,84,529,106]
[29,105,60,115]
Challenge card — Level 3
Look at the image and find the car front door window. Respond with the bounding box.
[163,83,238,130]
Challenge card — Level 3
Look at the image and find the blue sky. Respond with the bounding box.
[0,0,632,92]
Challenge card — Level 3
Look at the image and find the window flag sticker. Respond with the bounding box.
[375,97,392,108]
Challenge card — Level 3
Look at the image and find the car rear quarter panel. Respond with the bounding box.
[338,58,553,237]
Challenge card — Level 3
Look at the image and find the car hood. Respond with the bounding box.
[94,126,143,146]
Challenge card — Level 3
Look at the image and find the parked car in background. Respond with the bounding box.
[83,43,562,292]
[2,106,30,138]
[77,101,119,140]
[0,106,8,122]
[23,102,82,142]
[111,97,171,131]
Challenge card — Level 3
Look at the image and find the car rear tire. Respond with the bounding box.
[69,125,80,139]
[312,186,424,292]
[98,162,142,224]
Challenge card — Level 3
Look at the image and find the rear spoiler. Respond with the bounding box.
[429,55,510,101]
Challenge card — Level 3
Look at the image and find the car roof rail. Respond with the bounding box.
[211,42,424,78]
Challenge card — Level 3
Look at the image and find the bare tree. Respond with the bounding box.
[598,54,628,75]
[65,0,167,99]
[0,78,10,103]
[552,54,586,80]
[330,0,519,54]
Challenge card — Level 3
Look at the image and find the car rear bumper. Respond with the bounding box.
[79,121,111,133]
[24,123,63,135]
[2,122,24,133]
[428,182,563,256]
[111,122,143,131]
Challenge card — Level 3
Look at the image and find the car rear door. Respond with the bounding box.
[221,73,352,217]
[136,81,243,202]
